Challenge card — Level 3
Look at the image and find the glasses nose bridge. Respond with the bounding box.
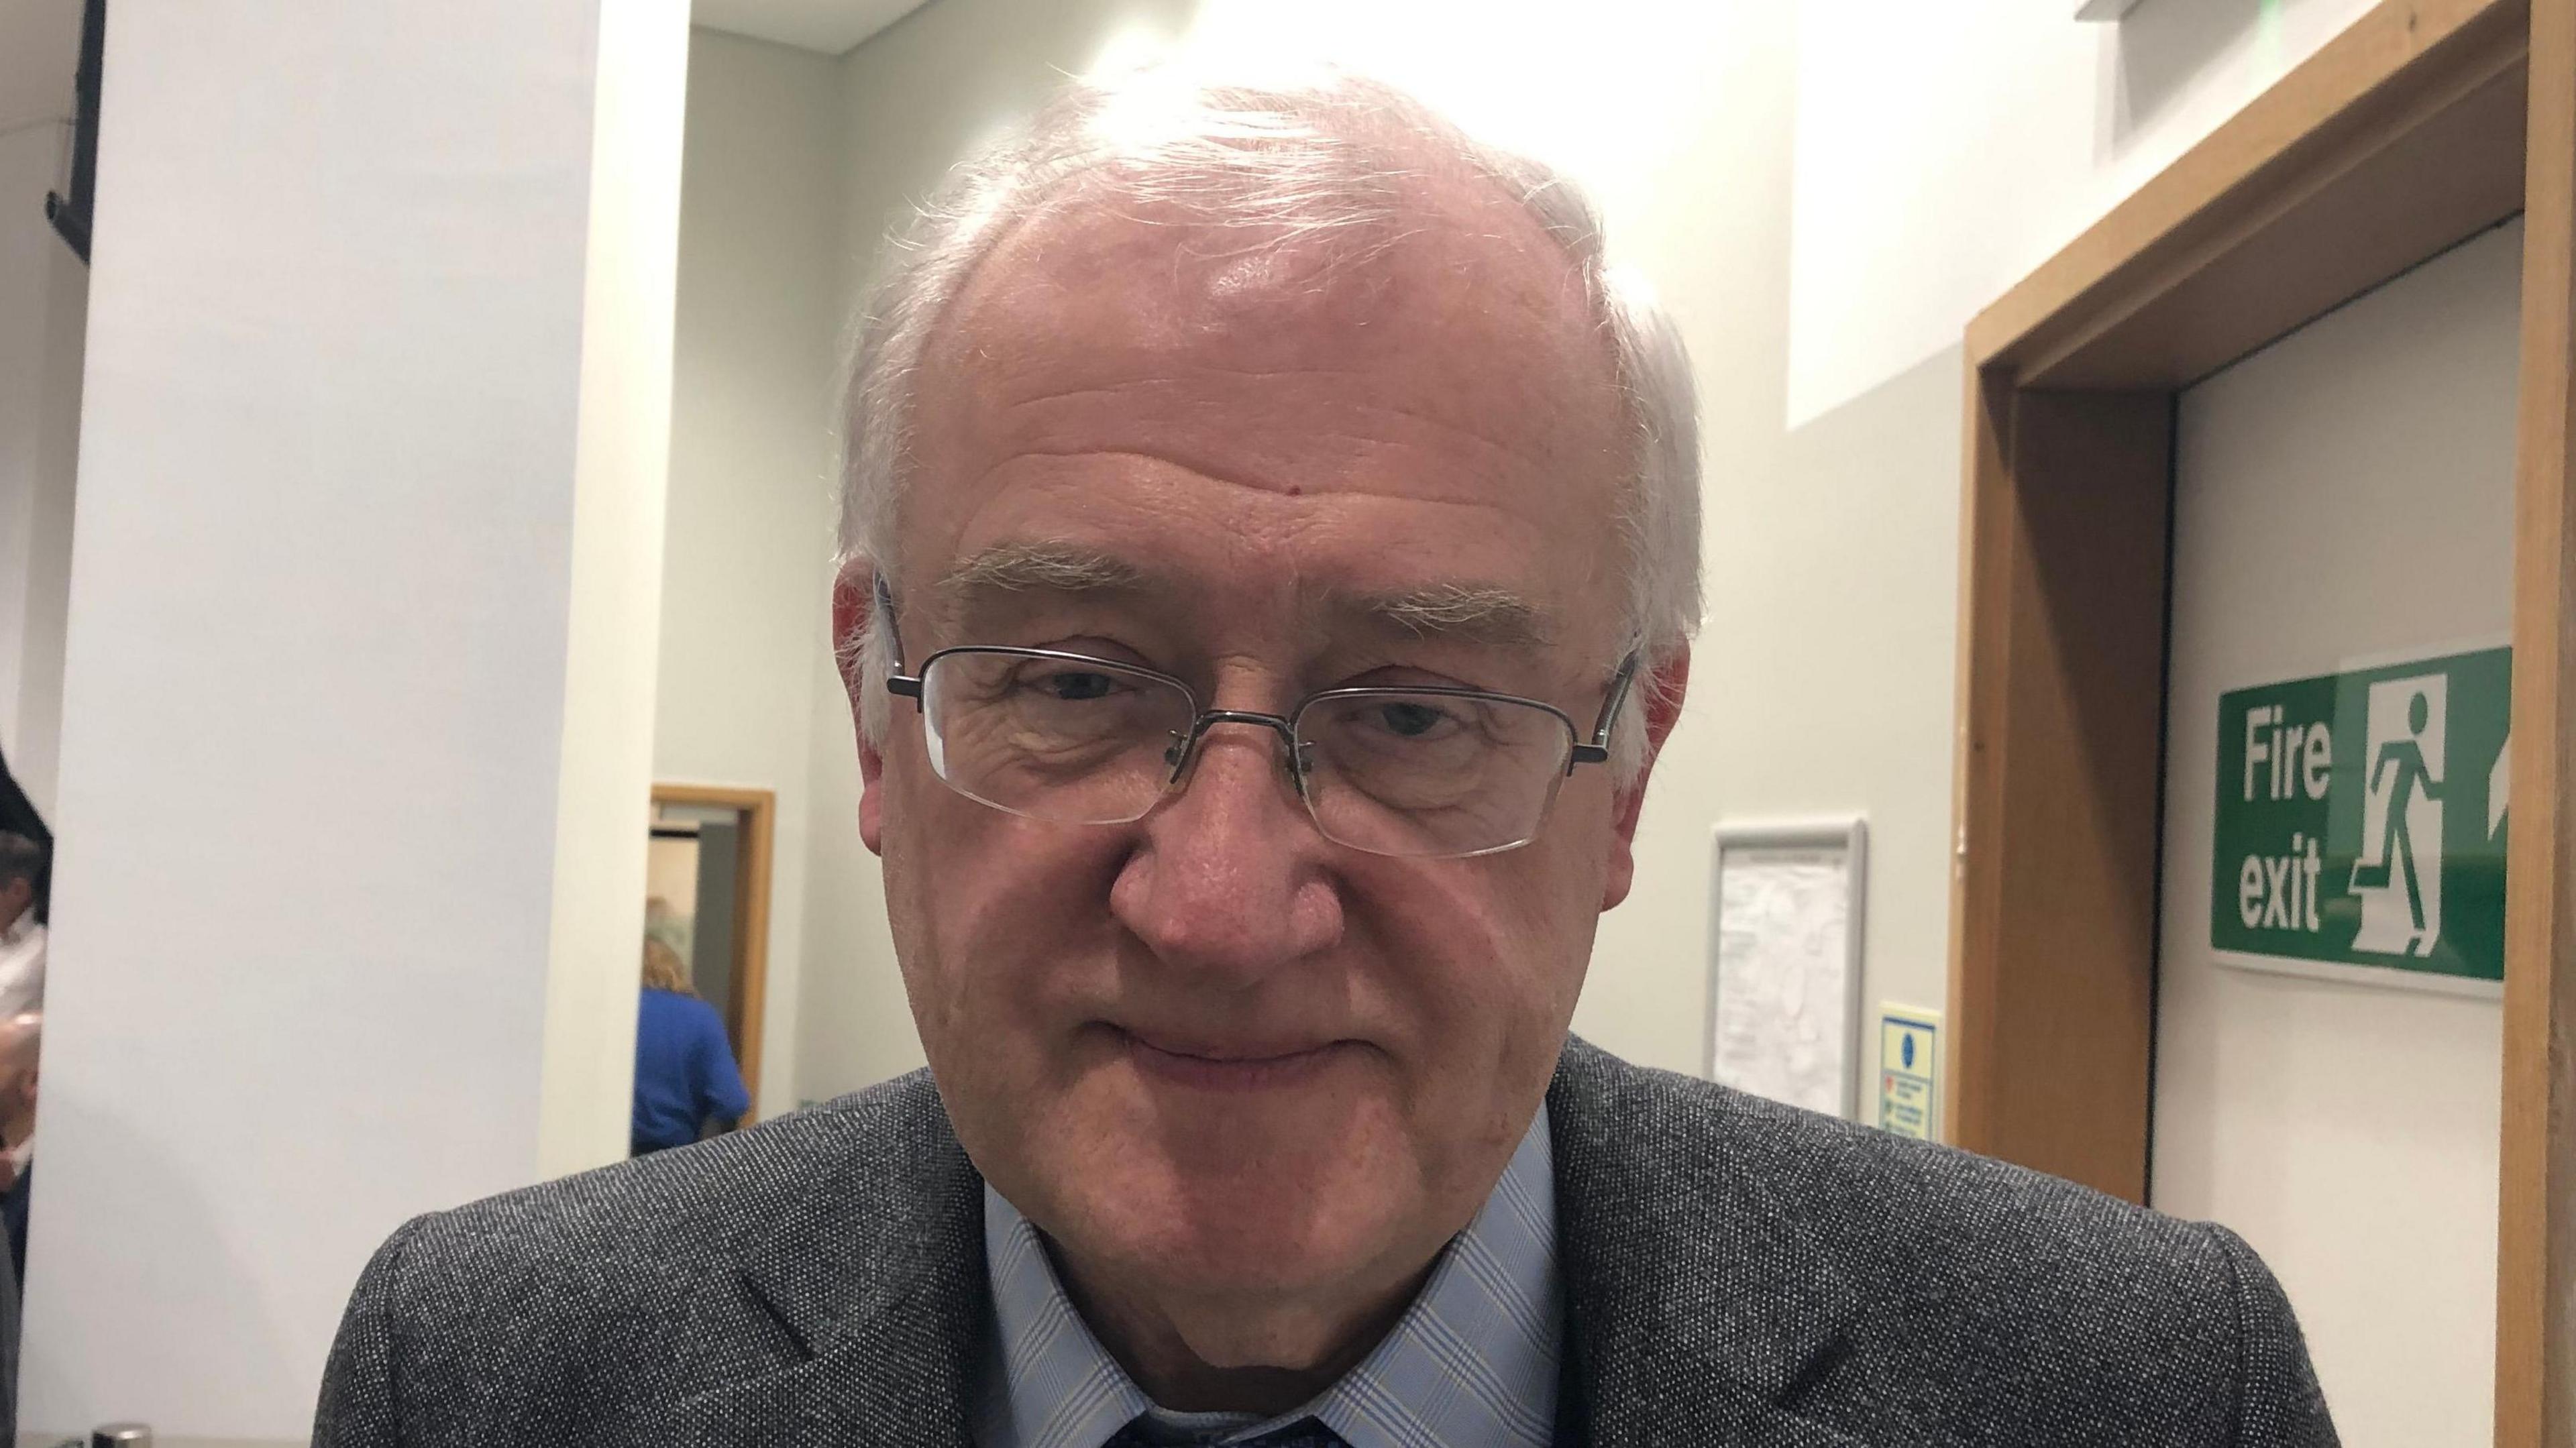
[1167,708,1308,790]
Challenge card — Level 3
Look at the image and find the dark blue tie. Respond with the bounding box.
[1102,1414,1349,1448]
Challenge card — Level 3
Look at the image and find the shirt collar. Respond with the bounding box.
[978,1110,1562,1448]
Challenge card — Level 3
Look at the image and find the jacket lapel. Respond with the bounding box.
[642,1073,991,1446]
[1548,1038,1870,1448]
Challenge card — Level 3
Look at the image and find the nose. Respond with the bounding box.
[1110,721,1344,985]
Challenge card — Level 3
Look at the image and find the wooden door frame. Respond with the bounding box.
[1945,1,2574,1440]
[650,782,777,1120]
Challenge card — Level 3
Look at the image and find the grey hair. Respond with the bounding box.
[835,65,1701,784]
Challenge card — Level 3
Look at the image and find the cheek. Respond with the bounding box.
[1347,838,1603,1069]
[883,756,1128,1042]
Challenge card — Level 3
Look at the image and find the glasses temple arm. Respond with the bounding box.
[1569,651,1644,767]
[872,574,924,702]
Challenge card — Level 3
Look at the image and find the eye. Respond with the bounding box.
[1373,701,1456,739]
[1027,667,1122,702]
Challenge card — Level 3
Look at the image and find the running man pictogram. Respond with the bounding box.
[2351,687,2443,950]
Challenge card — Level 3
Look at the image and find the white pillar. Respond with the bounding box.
[19,1,686,1437]
[538,0,691,1180]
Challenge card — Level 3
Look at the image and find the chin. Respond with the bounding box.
[1047,1072,1425,1296]
[1085,1171,1405,1303]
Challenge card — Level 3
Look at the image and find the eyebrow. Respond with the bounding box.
[934,542,1155,603]
[932,542,1169,645]
[1344,583,1555,650]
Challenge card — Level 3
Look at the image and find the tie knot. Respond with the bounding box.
[1241,1422,1348,1448]
[1102,1414,1349,1448]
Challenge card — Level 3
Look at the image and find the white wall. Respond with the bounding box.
[21,1,682,1435]
[0,0,88,818]
[2155,219,2521,1447]
[1786,0,2377,425]
[658,27,844,1116]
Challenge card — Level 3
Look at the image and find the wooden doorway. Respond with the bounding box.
[648,783,775,1118]
[1945,1,2574,1441]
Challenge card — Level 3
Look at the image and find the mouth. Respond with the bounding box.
[1111,1025,1359,1092]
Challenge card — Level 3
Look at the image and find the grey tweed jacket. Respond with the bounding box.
[314,1038,2337,1445]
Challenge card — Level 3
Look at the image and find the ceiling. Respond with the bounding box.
[692,0,934,56]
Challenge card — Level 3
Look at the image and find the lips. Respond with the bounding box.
[1113,1025,1356,1090]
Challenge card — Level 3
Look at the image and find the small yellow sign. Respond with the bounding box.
[1878,1007,1941,1141]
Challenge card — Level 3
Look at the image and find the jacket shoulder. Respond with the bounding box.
[412,1067,950,1262]
[1556,1036,2220,1276]
[1548,1040,2332,1443]
[316,1070,971,1439]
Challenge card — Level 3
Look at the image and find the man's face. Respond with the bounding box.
[0,880,28,931]
[849,178,1676,1357]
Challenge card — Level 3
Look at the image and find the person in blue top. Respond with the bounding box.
[631,937,751,1156]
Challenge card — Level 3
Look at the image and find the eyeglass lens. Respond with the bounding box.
[914,651,1578,858]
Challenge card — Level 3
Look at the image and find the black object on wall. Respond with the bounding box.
[44,0,104,265]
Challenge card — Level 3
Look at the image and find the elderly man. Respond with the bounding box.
[318,70,2334,1446]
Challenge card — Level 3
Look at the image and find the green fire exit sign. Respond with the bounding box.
[2212,647,2512,985]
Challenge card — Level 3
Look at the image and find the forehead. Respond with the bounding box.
[901,168,1629,642]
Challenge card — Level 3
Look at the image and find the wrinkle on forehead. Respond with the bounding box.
[914,171,1621,466]
[983,389,1544,504]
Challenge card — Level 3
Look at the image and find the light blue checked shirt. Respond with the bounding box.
[973,1111,1561,1448]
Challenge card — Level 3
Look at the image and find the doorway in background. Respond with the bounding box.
[647,784,775,1117]
[2152,220,2520,1447]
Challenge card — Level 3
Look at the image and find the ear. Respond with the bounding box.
[830,567,890,858]
[1601,645,1690,911]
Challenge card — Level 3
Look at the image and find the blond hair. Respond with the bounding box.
[640,937,693,995]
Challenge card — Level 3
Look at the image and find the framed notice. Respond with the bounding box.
[1707,818,1868,1119]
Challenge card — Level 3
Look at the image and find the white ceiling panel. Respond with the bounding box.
[692,0,933,56]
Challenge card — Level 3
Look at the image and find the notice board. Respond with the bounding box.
[1707,818,1867,1118]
